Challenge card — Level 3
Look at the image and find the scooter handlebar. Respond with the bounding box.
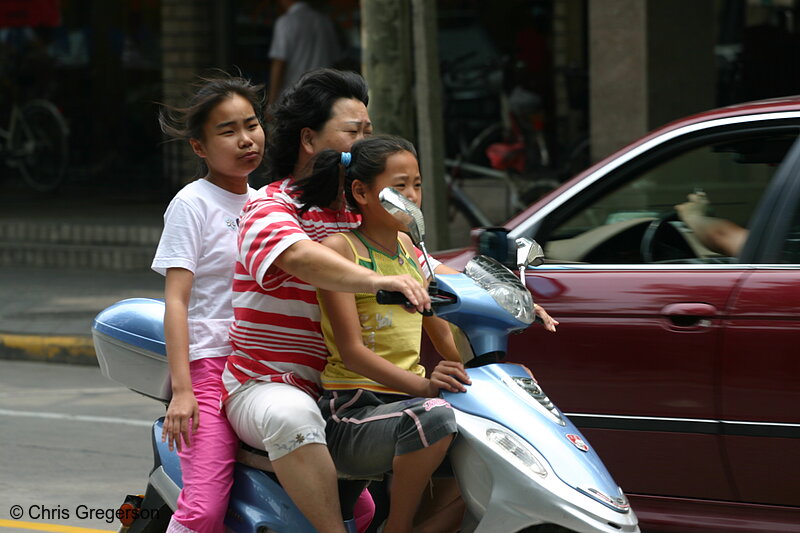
[376,290,408,306]
[375,290,451,317]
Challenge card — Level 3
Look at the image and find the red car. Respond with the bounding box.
[430,97,800,532]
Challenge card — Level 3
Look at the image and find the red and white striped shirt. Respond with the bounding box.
[221,178,361,400]
[221,177,438,401]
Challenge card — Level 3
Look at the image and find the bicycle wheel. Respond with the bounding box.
[17,99,69,192]
[461,122,505,169]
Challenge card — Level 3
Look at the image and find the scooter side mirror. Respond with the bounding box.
[515,237,545,286]
[516,238,545,268]
[379,187,424,246]
[379,187,436,282]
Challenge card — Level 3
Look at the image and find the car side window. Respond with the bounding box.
[781,199,800,264]
[541,131,797,264]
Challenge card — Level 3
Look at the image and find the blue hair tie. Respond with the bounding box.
[340,152,352,167]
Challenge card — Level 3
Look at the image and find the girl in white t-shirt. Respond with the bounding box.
[151,75,264,533]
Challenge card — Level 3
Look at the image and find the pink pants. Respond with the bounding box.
[165,358,374,533]
[166,357,239,533]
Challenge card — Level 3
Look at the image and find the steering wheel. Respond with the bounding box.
[640,210,694,263]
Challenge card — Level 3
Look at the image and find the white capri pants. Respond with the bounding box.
[224,381,327,461]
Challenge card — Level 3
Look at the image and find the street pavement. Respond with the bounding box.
[0,359,166,532]
[0,265,164,365]
[0,182,167,365]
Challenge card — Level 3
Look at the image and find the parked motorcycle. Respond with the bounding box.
[91,188,639,533]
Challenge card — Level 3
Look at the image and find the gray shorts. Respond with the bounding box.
[318,389,458,479]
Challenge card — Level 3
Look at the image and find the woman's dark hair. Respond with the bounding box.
[267,68,369,182]
[293,135,417,212]
[158,73,265,178]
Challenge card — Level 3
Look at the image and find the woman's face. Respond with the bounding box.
[309,97,372,154]
[191,94,264,188]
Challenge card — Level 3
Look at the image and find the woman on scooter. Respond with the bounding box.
[294,135,471,533]
[153,75,263,533]
[221,69,430,533]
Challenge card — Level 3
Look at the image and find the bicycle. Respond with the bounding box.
[442,62,591,227]
[0,98,69,192]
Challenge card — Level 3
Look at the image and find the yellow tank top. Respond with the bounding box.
[320,231,426,395]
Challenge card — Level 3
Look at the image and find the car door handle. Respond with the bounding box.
[661,303,717,329]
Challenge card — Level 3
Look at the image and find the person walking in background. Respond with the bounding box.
[267,0,342,106]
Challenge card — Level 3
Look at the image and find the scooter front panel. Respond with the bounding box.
[450,410,640,533]
[442,364,629,514]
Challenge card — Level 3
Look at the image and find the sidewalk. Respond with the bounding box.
[0,265,164,364]
[0,184,168,365]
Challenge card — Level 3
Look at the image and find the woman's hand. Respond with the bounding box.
[426,360,471,395]
[162,389,199,452]
[371,273,431,314]
[535,304,559,332]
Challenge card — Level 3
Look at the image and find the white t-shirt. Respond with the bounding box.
[152,179,255,361]
[269,1,341,94]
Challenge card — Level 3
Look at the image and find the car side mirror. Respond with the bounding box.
[473,227,510,264]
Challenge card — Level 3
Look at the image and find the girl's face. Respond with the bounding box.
[190,93,264,189]
[390,169,423,207]
[358,150,420,226]
[306,97,372,154]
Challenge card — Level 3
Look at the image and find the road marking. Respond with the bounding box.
[0,408,152,427]
[0,334,95,363]
[0,388,124,398]
[0,520,113,533]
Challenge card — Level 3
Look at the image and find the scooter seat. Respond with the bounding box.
[236,442,370,521]
[237,442,275,472]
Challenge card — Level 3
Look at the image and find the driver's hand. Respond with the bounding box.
[675,192,709,222]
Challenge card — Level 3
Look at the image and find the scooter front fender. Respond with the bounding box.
[449,409,639,533]
[442,364,639,533]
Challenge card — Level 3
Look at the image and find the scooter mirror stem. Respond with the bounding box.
[516,237,546,285]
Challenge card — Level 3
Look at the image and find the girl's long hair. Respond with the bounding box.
[292,135,417,212]
[158,73,264,178]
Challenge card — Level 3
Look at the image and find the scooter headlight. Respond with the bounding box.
[486,428,548,478]
[465,256,534,324]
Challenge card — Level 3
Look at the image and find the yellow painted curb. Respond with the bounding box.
[0,334,96,365]
[0,519,113,533]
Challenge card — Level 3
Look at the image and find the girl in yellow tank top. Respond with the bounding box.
[291,135,470,533]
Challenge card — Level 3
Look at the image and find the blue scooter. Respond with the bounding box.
[92,188,639,533]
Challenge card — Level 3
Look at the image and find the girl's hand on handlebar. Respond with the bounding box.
[428,360,471,394]
[373,274,430,313]
[162,390,199,452]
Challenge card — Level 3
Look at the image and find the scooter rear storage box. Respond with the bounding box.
[92,298,171,402]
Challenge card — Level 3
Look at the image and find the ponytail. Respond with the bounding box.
[292,150,347,212]
[292,135,417,213]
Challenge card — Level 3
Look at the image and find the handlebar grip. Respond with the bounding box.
[376,290,434,316]
[376,290,409,305]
